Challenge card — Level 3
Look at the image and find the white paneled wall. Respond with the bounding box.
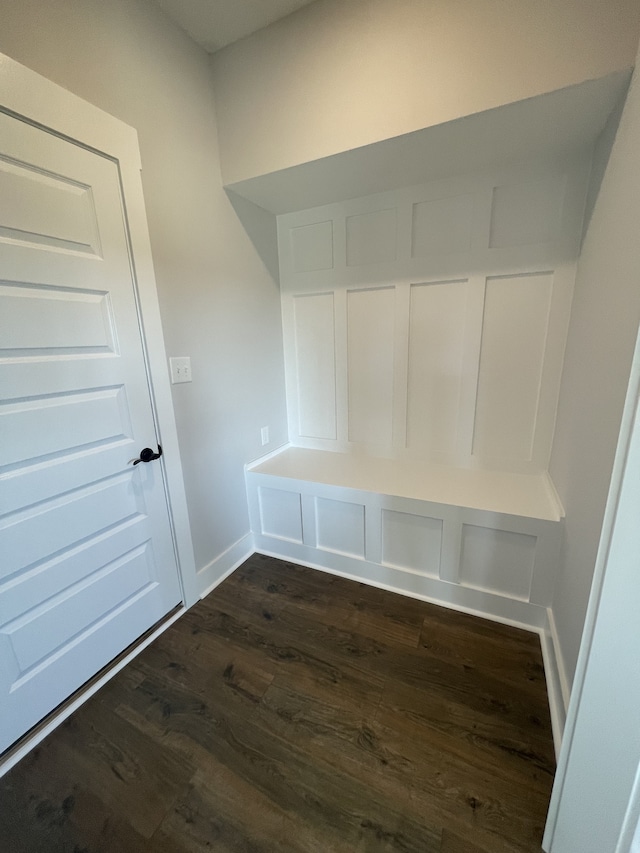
[279,159,589,473]
[293,292,336,440]
[406,279,478,456]
[347,287,395,445]
[473,273,554,463]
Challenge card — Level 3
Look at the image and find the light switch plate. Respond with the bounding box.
[169,356,192,384]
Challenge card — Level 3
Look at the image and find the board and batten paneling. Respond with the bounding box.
[291,292,336,440]
[459,524,537,601]
[473,273,554,463]
[406,279,479,457]
[290,220,333,273]
[411,193,475,257]
[381,509,443,578]
[346,208,397,267]
[347,287,395,446]
[278,158,589,473]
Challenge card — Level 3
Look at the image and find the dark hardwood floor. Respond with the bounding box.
[0,555,555,852]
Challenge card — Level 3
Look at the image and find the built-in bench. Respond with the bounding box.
[246,447,564,632]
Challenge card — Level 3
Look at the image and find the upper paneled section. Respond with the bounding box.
[290,220,333,273]
[279,158,590,473]
[489,177,565,248]
[278,158,588,292]
[346,209,397,267]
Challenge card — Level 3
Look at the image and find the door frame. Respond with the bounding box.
[0,53,198,770]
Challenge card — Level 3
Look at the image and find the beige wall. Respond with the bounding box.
[0,0,288,579]
[549,48,640,689]
[211,0,640,184]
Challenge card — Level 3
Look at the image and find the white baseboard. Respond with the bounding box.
[197,532,255,599]
[0,605,186,779]
[540,606,571,759]
[254,539,547,632]
[547,606,571,709]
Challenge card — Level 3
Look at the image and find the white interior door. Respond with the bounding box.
[0,110,182,753]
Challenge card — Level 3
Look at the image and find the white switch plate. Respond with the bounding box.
[260,426,269,446]
[169,356,192,384]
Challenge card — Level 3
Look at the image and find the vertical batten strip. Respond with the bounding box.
[280,295,300,444]
[300,491,317,548]
[459,275,487,462]
[333,287,349,445]
[393,282,410,453]
[440,517,463,584]
[364,496,382,564]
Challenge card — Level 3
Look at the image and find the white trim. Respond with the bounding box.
[616,762,640,853]
[0,606,186,779]
[0,51,198,606]
[197,533,255,599]
[547,605,571,709]
[542,471,566,520]
[540,608,569,759]
[0,54,140,165]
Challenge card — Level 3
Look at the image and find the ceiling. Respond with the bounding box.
[153,0,318,53]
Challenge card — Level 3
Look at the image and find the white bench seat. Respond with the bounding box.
[249,447,564,522]
[246,447,564,634]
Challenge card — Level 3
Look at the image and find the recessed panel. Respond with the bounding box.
[0,156,100,255]
[0,282,115,357]
[316,497,365,558]
[489,177,565,248]
[0,473,141,581]
[0,387,133,469]
[382,510,442,576]
[407,280,470,454]
[259,487,303,543]
[2,544,154,674]
[473,273,553,462]
[347,287,395,446]
[412,194,474,257]
[293,293,336,439]
[290,220,334,273]
[459,524,536,601]
[346,208,397,267]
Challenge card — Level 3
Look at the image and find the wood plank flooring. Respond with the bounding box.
[0,555,555,852]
